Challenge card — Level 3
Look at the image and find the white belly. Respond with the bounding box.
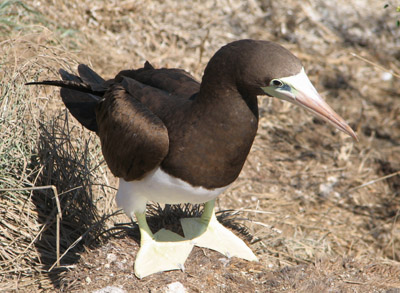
[116,167,230,217]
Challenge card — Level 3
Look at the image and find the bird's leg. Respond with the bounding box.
[133,210,194,279]
[181,199,258,261]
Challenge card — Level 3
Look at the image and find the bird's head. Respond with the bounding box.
[229,40,358,140]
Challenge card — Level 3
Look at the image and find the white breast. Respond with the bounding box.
[116,167,229,217]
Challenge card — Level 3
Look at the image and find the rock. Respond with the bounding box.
[165,282,186,293]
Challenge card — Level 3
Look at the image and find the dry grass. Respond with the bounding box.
[1,0,400,291]
[0,10,119,289]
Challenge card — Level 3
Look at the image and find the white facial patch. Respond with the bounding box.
[261,67,323,107]
[280,67,320,101]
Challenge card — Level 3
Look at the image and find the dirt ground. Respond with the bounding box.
[1,0,400,292]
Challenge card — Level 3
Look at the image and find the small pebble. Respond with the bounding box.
[107,253,117,262]
[93,286,126,293]
[165,281,186,293]
[219,257,230,266]
[381,72,393,81]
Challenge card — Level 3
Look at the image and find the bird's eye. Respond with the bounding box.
[271,79,283,87]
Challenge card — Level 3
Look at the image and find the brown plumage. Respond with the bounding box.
[27,40,274,187]
[27,39,355,190]
[95,83,169,181]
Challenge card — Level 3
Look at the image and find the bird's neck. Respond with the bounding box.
[198,73,259,123]
[164,85,259,189]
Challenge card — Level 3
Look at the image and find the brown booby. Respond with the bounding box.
[27,39,357,278]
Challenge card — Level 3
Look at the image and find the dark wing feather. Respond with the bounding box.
[115,62,200,99]
[94,64,200,179]
[26,68,103,132]
[59,68,103,132]
[77,64,106,92]
[27,63,203,180]
[96,83,169,181]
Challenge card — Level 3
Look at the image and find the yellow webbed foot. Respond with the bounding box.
[181,200,257,261]
[133,200,257,279]
[134,227,194,279]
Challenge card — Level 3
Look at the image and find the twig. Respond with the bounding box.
[350,52,400,79]
[343,279,365,285]
[47,216,107,272]
[348,171,400,192]
[0,185,62,267]
[48,234,83,272]
[53,187,61,267]
[236,209,275,215]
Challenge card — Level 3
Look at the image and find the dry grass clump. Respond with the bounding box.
[1,0,400,291]
[0,18,118,290]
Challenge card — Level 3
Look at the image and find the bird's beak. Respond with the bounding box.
[261,68,358,141]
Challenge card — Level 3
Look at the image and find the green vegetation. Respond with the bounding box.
[384,3,400,26]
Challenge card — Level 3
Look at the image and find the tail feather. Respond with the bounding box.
[26,79,103,96]
[26,65,107,132]
[59,68,81,82]
[60,87,99,132]
[77,64,106,92]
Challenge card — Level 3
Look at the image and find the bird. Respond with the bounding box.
[27,39,357,278]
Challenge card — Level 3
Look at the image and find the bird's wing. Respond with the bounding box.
[27,63,201,180]
[77,64,106,92]
[94,63,201,180]
[59,67,104,132]
[114,61,200,99]
[96,82,169,181]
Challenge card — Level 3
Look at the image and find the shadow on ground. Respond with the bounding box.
[30,113,112,287]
